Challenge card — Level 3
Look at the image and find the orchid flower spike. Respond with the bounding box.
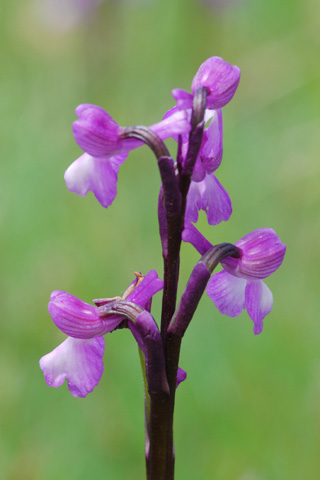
[182,225,286,334]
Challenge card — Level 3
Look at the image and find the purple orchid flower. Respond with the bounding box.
[165,58,238,226]
[39,270,164,397]
[182,224,286,334]
[65,104,191,209]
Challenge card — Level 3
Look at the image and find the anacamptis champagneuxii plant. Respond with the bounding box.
[40,57,286,480]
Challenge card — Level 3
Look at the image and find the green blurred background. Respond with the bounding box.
[1,0,320,478]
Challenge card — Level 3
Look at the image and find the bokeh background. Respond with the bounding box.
[1,0,320,478]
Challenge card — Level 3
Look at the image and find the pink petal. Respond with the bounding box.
[64,153,126,209]
[162,107,191,144]
[150,108,191,139]
[127,270,164,307]
[39,336,105,398]
[186,173,232,226]
[206,271,246,317]
[245,280,273,335]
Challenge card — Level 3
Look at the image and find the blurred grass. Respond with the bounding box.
[1,0,320,478]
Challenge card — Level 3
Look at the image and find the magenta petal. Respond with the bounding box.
[48,291,122,338]
[39,336,105,398]
[73,104,120,157]
[222,228,286,280]
[162,107,191,144]
[207,271,246,317]
[64,153,126,209]
[151,109,191,140]
[186,173,232,226]
[191,57,241,109]
[245,280,273,335]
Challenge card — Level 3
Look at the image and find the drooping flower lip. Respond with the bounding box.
[64,153,126,209]
[206,271,274,335]
[185,172,232,226]
[221,228,286,280]
[39,336,105,398]
[191,56,240,109]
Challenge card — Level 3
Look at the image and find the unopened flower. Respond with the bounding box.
[182,225,286,334]
[40,271,164,397]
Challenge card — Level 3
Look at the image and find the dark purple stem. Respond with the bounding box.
[158,87,208,479]
[168,243,241,337]
[100,300,172,479]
